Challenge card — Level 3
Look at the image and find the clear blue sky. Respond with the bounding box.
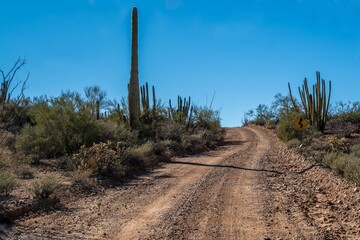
[1,0,359,127]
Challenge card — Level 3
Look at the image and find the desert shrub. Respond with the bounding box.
[151,140,170,156]
[73,142,122,177]
[70,169,94,191]
[350,144,360,157]
[323,152,360,184]
[14,165,34,179]
[327,118,358,137]
[122,142,155,169]
[327,136,350,153]
[345,156,360,184]
[192,106,224,144]
[181,133,204,153]
[0,158,5,170]
[157,121,185,142]
[276,110,302,141]
[56,156,77,171]
[0,59,29,155]
[323,152,343,174]
[16,91,121,159]
[286,138,302,149]
[0,102,31,133]
[0,171,17,196]
[31,177,58,199]
[243,104,275,126]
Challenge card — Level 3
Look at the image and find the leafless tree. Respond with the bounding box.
[0,58,29,151]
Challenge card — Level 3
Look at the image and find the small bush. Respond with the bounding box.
[73,142,122,177]
[350,144,360,157]
[0,158,5,170]
[276,110,302,141]
[123,142,154,169]
[286,138,302,149]
[56,156,77,171]
[151,140,170,156]
[157,121,185,142]
[323,152,360,184]
[70,169,94,191]
[346,156,360,184]
[327,136,350,153]
[181,133,203,153]
[0,171,17,196]
[14,165,34,179]
[31,177,58,199]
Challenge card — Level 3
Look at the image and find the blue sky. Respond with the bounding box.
[1,0,359,127]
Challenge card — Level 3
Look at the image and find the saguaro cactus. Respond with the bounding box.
[288,71,331,132]
[128,7,140,130]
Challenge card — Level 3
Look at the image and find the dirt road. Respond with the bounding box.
[4,126,360,239]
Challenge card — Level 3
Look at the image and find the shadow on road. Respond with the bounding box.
[221,140,249,146]
[169,160,283,175]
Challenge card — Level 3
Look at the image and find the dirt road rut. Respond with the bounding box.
[5,126,360,239]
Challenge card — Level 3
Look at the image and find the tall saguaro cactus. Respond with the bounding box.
[128,7,140,130]
[288,71,331,132]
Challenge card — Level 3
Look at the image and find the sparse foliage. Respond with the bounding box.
[0,171,17,196]
[0,58,29,152]
[31,177,58,199]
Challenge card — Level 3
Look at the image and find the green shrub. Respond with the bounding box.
[0,171,17,196]
[181,133,204,153]
[16,91,123,159]
[0,158,5,170]
[350,144,360,157]
[346,156,360,184]
[31,177,58,199]
[123,142,155,169]
[323,152,360,184]
[157,121,185,142]
[276,110,302,141]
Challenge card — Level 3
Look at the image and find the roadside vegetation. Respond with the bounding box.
[244,72,360,186]
[0,7,223,222]
[0,62,223,183]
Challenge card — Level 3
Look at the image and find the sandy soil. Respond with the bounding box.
[1,126,360,239]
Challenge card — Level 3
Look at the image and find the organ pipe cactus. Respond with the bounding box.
[128,7,140,130]
[288,71,331,132]
[140,82,156,112]
[169,96,193,127]
[140,82,156,124]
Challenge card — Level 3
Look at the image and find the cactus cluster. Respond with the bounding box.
[140,82,157,124]
[140,82,156,112]
[288,71,331,132]
[128,7,140,130]
[169,96,193,127]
